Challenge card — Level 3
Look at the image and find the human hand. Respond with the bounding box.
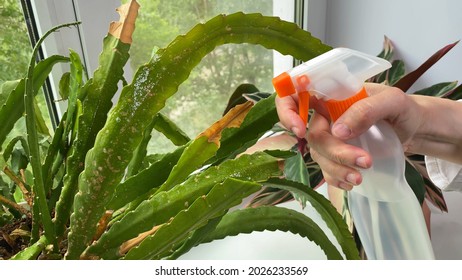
[276,83,424,190]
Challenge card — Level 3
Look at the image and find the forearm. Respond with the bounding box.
[411,95,462,164]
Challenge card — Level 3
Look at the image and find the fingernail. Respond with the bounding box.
[356,157,369,169]
[346,173,359,185]
[332,123,351,138]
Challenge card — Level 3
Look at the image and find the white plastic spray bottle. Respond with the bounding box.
[272,48,435,260]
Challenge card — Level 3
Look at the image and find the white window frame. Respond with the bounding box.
[30,0,123,118]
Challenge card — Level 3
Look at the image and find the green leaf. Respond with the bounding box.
[243,92,272,103]
[389,60,405,86]
[125,117,158,178]
[158,136,219,193]
[0,80,21,105]
[58,72,71,100]
[33,97,50,137]
[64,49,84,138]
[0,55,69,150]
[223,83,259,115]
[126,113,189,178]
[201,206,344,260]
[263,178,360,259]
[212,94,279,164]
[443,83,462,100]
[83,152,282,259]
[166,216,223,260]
[404,161,425,204]
[284,150,310,208]
[107,145,186,210]
[55,29,133,239]
[41,112,66,195]
[153,113,191,146]
[24,22,79,249]
[157,101,253,193]
[63,1,138,252]
[123,178,262,260]
[9,149,29,175]
[3,136,29,162]
[413,81,458,97]
[10,235,48,260]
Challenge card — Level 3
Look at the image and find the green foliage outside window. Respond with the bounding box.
[125,0,274,153]
[0,0,52,154]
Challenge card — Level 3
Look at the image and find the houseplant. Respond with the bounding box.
[0,0,359,260]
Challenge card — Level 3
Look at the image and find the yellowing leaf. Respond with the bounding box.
[199,101,253,146]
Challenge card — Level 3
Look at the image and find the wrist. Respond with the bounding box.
[412,96,462,164]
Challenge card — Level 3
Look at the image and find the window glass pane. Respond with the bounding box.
[125,0,274,153]
[0,0,53,151]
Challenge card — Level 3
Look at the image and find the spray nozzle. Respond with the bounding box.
[272,48,391,124]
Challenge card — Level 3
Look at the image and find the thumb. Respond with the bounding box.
[330,85,406,140]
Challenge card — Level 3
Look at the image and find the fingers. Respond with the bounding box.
[276,84,408,192]
[332,84,407,140]
[308,111,372,190]
[275,95,306,138]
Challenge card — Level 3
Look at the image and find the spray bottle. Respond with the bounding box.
[272,48,435,259]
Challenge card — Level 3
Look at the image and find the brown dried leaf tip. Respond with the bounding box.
[109,0,140,44]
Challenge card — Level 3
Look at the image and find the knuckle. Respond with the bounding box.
[351,100,374,123]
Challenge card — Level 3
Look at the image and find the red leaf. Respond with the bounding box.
[394,41,459,92]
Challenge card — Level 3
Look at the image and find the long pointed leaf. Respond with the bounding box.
[63,49,84,138]
[107,145,186,210]
[125,117,158,178]
[83,152,282,259]
[24,22,80,249]
[166,216,223,260]
[394,41,459,91]
[153,113,190,146]
[413,81,458,97]
[263,178,360,259]
[125,113,190,178]
[55,2,138,239]
[41,112,66,195]
[10,235,48,260]
[201,206,343,260]
[123,178,261,260]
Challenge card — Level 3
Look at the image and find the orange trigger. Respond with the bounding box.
[298,91,309,126]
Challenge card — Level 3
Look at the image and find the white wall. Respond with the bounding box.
[323,0,462,92]
[321,0,462,260]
